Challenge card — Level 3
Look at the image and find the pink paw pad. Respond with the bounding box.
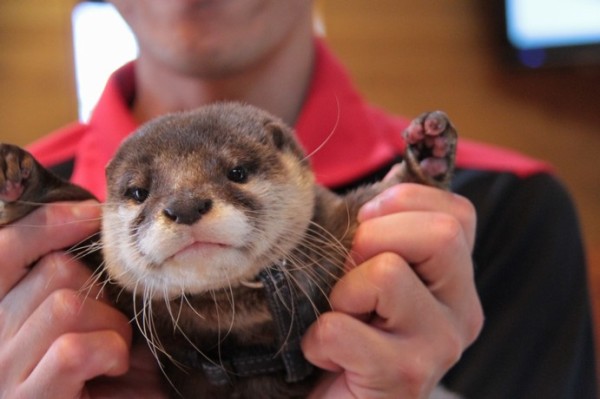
[0,181,25,203]
[0,144,32,203]
[402,111,456,181]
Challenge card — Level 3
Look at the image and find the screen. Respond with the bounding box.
[505,0,600,68]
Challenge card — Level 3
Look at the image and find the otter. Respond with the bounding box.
[0,103,457,398]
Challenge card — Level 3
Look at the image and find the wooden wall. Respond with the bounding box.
[1,0,599,381]
[0,0,78,144]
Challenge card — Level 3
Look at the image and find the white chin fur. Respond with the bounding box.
[102,202,264,298]
[112,246,256,299]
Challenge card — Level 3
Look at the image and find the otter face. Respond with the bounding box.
[102,103,315,299]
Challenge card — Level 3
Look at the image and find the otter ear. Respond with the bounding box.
[262,120,307,160]
[263,121,287,150]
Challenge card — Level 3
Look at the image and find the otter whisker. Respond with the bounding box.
[300,95,340,163]
[164,287,181,334]
[181,293,206,321]
[77,269,104,303]
[279,253,334,321]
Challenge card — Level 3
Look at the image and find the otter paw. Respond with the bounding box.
[0,143,34,203]
[402,111,457,187]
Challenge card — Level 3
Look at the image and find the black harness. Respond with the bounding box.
[178,261,319,386]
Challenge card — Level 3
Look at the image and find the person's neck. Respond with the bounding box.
[132,35,315,127]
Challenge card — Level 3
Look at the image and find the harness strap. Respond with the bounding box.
[257,261,315,383]
[180,261,316,386]
[183,346,288,386]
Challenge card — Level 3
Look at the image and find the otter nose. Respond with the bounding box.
[163,198,213,225]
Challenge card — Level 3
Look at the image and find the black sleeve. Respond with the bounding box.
[443,170,597,398]
[48,158,76,181]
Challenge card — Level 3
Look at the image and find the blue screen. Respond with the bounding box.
[506,0,600,49]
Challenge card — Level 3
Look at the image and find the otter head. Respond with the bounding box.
[102,103,315,299]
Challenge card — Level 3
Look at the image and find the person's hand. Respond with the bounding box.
[0,201,166,398]
[302,183,483,398]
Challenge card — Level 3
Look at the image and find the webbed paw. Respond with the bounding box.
[0,143,34,203]
[402,111,457,189]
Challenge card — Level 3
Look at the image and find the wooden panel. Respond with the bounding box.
[0,0,78,144]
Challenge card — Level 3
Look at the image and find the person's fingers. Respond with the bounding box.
[358,183,476,248]
[86,341,169,399]
[303,310,390,372]
[304,183,483,398]
[0,252,102,340]
[303,311,455,399]
[304,253,467,398]
[351,211,481,343]
[10,286,131,381]
[331,252,444,332]
[17,330,130,399]
[330,252,465,367]
[0,200,101,298]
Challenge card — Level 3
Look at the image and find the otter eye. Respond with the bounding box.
[125,187,149,203]
[227,166,248,184]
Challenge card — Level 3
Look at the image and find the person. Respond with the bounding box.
[0,1,595,398]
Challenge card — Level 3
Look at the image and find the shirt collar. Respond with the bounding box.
[295,39,406,187]
[71,62,138,200]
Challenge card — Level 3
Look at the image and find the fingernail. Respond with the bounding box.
[358,196,381,222]
[71,200,101,220]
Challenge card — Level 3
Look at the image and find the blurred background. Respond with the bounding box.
[1,0,599,380]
